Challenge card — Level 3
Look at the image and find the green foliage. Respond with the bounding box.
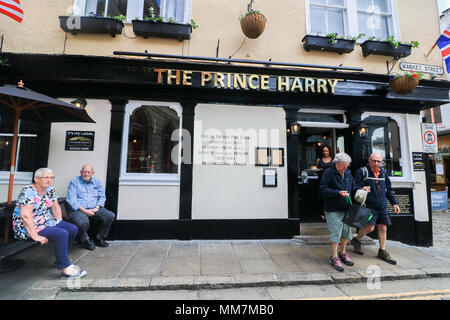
[239,9,262,21]
[393,71,424,80]
[144,7,164,22]
[189,19,199,30]
[0,58,9,67]
[112,14,127,22]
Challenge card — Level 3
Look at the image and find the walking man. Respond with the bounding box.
[351,153,401,264]
[67,164,115,250]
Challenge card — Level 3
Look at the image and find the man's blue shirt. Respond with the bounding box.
[67,176,106,211]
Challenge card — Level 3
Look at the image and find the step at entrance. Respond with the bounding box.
[293,222,376,245]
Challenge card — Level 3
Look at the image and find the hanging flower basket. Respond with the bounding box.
[389,72,422,95]
[240,12,266,39]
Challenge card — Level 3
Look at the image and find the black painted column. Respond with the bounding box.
[416,153,433,246]
[345,110,363,173]
[105,99,128,215]
[284,107,300,220]
[178,101,196,240]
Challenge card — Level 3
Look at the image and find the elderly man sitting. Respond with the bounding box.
[66,164,115,250]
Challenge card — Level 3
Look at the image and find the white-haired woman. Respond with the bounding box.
[319,153,359,271]
[12,168,87,279]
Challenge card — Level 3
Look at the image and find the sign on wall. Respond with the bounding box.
[412,152,425,171]
[421,123,438,153]
[388,188,413,215]
[65,131,95,151]
[399,62,444,75]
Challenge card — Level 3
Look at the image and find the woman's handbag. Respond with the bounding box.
[342,196,374,229]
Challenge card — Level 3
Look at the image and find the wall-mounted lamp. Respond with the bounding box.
[290,123,301,135]
[359,123,368,138]
[71,98,87,109]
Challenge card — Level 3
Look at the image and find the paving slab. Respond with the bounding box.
[119,253,166,277]
[200,254,241,275]
[76,256,130,279]
[162,256,200,276]
[231,241,269,259]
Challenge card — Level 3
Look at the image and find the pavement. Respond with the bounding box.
[1,235,450,300]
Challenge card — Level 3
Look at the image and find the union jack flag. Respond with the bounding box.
[437,26,450,73]
[0,0,23,23]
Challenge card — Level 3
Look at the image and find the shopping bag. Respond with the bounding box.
[342,196,374,229]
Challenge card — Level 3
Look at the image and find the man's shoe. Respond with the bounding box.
[81,239,96,250]
[351,237,364,255]
[338,252,354,266]
[330,256,344,272]
[94,238,109,247]
[377,249,397,265]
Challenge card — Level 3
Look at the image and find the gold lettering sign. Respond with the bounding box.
[154,69,342,94]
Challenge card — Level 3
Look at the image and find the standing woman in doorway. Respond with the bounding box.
[316,145,334,220]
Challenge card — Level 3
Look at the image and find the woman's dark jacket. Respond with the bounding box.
[354,164,398,214]
[320,165,356,213]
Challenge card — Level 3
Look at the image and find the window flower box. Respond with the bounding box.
[59,16,124,37]
[132,20,192,40]
[302,35,356,54]
[361,40,411,58]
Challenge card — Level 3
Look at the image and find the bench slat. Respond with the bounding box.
[0,241,38,259]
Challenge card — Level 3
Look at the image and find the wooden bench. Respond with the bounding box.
[0,197,68,273]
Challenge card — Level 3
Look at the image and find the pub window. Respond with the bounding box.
[357,0,394,41]
[81,0,191,24]
[306,0,399,42]
[126,105,180,174]
[0,117,38,173]
[309,0,346,35]
[360,116,402,177]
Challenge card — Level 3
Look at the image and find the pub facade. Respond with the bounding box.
[0,0,449,246]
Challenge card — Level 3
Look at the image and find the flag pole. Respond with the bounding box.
[426,42,437,58]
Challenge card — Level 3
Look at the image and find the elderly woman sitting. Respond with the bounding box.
[12,168,87,279]
[319,153,357,272]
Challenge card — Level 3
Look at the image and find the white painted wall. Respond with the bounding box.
[192,104,288,220]
[117,185,180,220]
[47,99,111,198]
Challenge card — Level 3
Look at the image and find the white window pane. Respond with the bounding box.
[328,0,344,7]
[311,0,326,5]
[373,0,389,13]
[373,15,389,38]
[85,0,104,15]
[358,13,373,38]
[107,0,128,16]
[310,5,327,34]
[327,8,345,35]
[163,0,185,23]
[357,0,371,11]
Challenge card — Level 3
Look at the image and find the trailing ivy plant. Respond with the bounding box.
[325,32,365,45]
[367,36,420,48]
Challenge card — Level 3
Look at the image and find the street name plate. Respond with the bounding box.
[400,62,444,75]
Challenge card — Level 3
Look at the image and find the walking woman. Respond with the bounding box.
[319,153,357,271]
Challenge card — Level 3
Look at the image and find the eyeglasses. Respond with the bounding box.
[370,159,383,163]
[38,176,55,180]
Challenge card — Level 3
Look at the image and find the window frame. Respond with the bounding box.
[0,121,38,184]
[119,101,183,186]
[308,0,348,37]
[73,0,192,24]
[305,0,400,42]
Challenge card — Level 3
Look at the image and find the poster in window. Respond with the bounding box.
[256,147,269,166]
[65,131,95,151]
[270,148,284,167]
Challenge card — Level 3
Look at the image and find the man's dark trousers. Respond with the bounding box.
[68,207,115,242]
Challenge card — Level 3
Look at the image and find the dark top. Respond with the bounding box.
[354,164,398,214]
[318,158,333,170]
[320,165,356,213]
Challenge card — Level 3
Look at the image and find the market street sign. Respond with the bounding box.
[421,123,438,153]
[400,62,444,75]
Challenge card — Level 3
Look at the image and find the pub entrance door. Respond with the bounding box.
[297,127,348,222]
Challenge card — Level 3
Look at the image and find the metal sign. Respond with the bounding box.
[421,123,438,153]
[400,62,444,75]
[65,131,95,151]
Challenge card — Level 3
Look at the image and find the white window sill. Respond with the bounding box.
[119,174,180,186]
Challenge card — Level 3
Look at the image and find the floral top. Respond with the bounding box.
[12,185,59,240]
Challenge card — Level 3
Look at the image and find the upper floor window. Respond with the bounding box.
[78,0,191,24]
[357,0,393,40]
[309,0,346,35]
[306,0,398,41]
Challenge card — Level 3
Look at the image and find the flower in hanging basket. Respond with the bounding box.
[389,71,423,95]
[239,9,267,39]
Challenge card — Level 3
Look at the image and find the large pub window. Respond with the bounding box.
[360,116,402,177]
[127,105,179,174]
[0,117,38,174]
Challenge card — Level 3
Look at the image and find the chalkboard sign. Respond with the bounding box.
[412,152,424,171]
[388,188,413,215]
[65,131,95,151]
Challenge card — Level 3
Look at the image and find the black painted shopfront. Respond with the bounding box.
[1,52,449,246]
